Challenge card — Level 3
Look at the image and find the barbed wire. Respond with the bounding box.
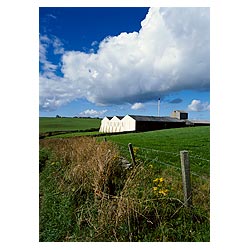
[108,140,209,203]
[137,152,209,180]
[140,146,210,163]
[189,154,210,162]
[113,141,210,162]
[136,152,181,171]
[190,171,209,180]
[138,146,180,156]
[114,141,209,179]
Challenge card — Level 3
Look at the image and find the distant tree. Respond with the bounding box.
[56,115,61,118]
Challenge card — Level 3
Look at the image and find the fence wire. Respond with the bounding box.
[112,141,210,204]
[115,142,210,162]
[114,141,209,179]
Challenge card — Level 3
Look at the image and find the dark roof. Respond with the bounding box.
[190,120,210,124]
[105,116,124,120]
[172,110,188,113]
[116,116,124,120]
[128,115,185,123]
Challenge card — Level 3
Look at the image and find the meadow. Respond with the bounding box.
[39,117,101,137]
[106,127,210,175]
[39,125,210,242]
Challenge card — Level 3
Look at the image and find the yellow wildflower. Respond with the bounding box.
[158,189,169,196]
[133,147,139,155]
[153,178,159,183]
[153,177,164,183]
[153,187,158,191]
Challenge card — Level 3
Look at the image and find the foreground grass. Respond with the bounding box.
[39,135,209,242]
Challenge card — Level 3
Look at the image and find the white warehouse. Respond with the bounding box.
[99,112,188,133]
[99,115,136,133]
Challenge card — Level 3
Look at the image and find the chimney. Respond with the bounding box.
[158,98,160,117]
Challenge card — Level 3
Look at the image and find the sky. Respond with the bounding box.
[39,7,210,120]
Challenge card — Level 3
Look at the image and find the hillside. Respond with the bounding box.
[39,117,101,137]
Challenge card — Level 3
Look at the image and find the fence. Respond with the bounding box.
[110,140,210,208]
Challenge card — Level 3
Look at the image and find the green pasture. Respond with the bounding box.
[106,126,210,176]
[39,117,101,133]
[41,120,210,176]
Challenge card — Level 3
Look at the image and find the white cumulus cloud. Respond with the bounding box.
[79,109,107,117]
[188,99,210,112]
[40,7,210,111]
[131,102,145,110]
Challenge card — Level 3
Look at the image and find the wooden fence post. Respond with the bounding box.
[128,143,136,166]
[180,150,192,207]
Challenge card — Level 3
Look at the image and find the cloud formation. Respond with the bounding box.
[188,99,210,112]
[168,98,183,104]
[79,109,107,117]
[40,7,210,111]
[39,34,64,75]
[131,102,145,110]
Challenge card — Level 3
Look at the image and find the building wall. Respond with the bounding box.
[136,120,186,132]
[135,121,167,131]
[109,116,122,133]
[99,113,188,133]
[171,110,188,120]
[99,117,110,133]
[179,113,188,120]
[122,115,136,132]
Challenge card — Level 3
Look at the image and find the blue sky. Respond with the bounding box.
[39,7,210,120]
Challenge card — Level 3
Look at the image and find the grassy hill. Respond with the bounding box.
[106,126,210,175]
[39,117,101,138]
[39,117,101,133]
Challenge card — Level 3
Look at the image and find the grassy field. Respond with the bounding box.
[39,117,101,133]
[105,126,210,176]
[39,126,210,242]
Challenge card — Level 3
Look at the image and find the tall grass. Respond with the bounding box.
[39,136,209,242]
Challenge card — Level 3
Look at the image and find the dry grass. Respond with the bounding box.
[40,137,124,196]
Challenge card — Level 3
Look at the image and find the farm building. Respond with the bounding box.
[189,120,210,126]
[171,110,188,120]
[99,112,188,133]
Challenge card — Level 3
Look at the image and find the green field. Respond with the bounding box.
[40,120,210,176]
[39,117,101,133]
[39,117,101,138]
[106,126,210,176]
[39,126,210,242]
[107,126,209,155]
[40,120,210,175]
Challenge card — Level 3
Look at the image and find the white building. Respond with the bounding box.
[121,115,137,132]
[99,113,186,133]
[171,110,188,120]
[99,117,111,133]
